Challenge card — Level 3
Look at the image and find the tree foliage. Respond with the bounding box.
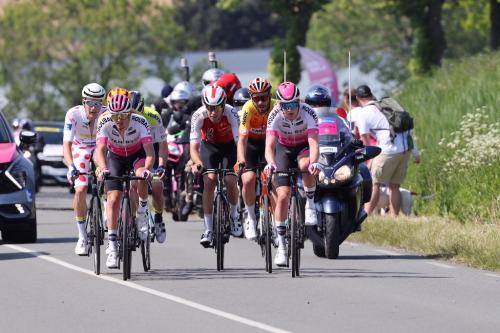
[0,0,185,120]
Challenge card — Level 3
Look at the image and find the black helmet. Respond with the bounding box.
[129,90,145,113]
[161,84,173,98]
[305,84,332,108]
[233,87,251,107]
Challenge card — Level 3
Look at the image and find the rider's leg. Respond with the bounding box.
[73,185,88,238]
[151,179,167,243]
[202,173,216,233]
[225,174,239,219]
[241,171,257,221]
[299,155,317,225]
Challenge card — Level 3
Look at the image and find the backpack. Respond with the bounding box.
[373,97,414,140]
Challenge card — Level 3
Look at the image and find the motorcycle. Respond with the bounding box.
[308,107,381,259]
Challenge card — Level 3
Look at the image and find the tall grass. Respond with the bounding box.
[395,51,500,223]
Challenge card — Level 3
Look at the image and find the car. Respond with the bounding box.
[0,111,38,243]
[33,121,68,186]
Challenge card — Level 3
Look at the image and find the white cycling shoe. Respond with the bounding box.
[304,202,318,226]
[230,216,243,237]
[244,218,257,240]
[274,247,287,267]
[74,238,88,256]
[155,222,166,244]
[136,211,149,241]
[200,230,213,248]
[106,250,119,269]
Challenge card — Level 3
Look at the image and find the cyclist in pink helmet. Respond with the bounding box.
[265,81,321,267]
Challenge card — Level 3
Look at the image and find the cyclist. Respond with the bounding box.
[214,73,241,106]
[130,91,167,243]
[63,83,106,255]
[237,77,276,240]
[233,87,251,117]
[94,93,155,269]
[201,68,225,87]
[265,81,320,266]
[190,84,242,246]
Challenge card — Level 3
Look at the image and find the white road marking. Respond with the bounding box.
[425,261,454,269]
[5,244,292,333]
[484,273,500,279]
[343,241,359,247]
[375,249,400,256]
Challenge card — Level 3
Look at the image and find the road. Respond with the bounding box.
[1,187,499,333]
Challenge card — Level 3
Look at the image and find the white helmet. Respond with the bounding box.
[170,88,190,103]
[173,81,196,99]
[202,68,225,87]
[202,84,226,107]
[82,83,106,100]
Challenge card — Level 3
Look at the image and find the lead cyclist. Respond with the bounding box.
[94,93,155,269]
[63,83,106,256]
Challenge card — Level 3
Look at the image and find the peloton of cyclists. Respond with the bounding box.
[63,83,107,255]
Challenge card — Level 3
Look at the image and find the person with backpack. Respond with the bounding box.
[354,85,417,217]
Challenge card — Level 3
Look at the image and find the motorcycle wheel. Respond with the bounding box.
[323,213,341,259]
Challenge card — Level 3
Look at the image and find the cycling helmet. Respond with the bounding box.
[276,81,300,102]
[202,68,225,87]
[129,90,145,113]
[82,83,106,100]
[202,84,226,107]
[106,87,129,103]
[248,77,272,95]
[19,118,33,131]
[305,84,332,107]
[173,81,196,99]
[170,89,190,104]
[233,88,251,107]
[108,94,131,113]
[215,73,241,102]
[161,84,173,98]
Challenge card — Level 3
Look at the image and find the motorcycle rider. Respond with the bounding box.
[233,87,251,116]
[201,68,225,87]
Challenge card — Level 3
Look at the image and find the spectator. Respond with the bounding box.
[355,85,413,217]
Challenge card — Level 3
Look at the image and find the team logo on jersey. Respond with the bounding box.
[65,123,73,130]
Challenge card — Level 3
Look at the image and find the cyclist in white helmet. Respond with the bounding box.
[63,83,106,255]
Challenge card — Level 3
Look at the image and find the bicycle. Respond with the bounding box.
[258,168,275,273]
[78,170,105,275]
[272,168,307,278]
[104,172,150,280]
[204,166,234,271]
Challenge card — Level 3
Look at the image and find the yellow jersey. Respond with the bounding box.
[239,99,277,140]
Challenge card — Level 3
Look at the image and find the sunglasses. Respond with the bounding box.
[85,100,102,108]
[251,94,270,102]
[110,112,130,121]
[280,101,299,111]
[207,105,223,113]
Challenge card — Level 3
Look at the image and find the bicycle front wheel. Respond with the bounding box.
[140,213,152,272]
[290,196,301,278]
[120,197,132,281]
[215,194,225,271]
[263,195,272,273]
[91,195,103,275]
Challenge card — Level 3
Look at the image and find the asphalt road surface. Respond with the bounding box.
[1,186,499,333]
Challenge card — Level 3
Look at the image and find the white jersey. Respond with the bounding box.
[266,103,319,147]
[96,112,152,157]
[63,105,106,147]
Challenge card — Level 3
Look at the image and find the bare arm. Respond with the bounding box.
[190,141,202,166]
[307,133,319,164]
[63,141,73,167]
[158,140,168,168]
[237,135,248,165]
[265,134,277,166]
[142,142,155,171]
[94,143,108,171]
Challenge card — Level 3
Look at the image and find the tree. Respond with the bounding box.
[0,0,185,120]
[492,0,500,49]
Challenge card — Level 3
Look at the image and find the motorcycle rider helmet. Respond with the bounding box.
[201,68,225,87]
[129,90,145,113]
[19,118,33,131]
[202,84,226,107]
[108,94,132,114]
[276,81,300,102]
[106,87,129,103]
[233,88,251,108]
[305,84,332,108]
[82,83,106,100]
[215,73,241,104]
[161,84,173,98]
[170,88,190,113]
[173,81,196,99]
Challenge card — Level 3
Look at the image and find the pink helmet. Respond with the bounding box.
[108,94,131,113]
[202,84,227,107]
[276,81,300,102]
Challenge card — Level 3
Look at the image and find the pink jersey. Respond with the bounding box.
[96,111,152,157]
[266,103,319,147]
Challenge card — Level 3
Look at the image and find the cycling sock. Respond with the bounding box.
[245,204,256,222]
[276,224,286,248]
[108,233,117,251]
[203,214,213,232]
[304,186,316,208]
[76,219,86,239]
[138,198,148,211]
[230,203,238,220]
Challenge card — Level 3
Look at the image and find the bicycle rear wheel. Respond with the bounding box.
[290,196,301,278]
[141,212,152,272]
[121,197,132,281]
[91,195,102,275]
[215,194,225,271]
[263,196,272,273]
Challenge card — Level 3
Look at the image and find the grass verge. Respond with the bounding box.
[349,216,500,272]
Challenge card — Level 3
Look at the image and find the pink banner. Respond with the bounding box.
[298,46,339,106]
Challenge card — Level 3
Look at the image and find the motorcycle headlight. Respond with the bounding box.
[23,150,32,159]
[333,165,353,182]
